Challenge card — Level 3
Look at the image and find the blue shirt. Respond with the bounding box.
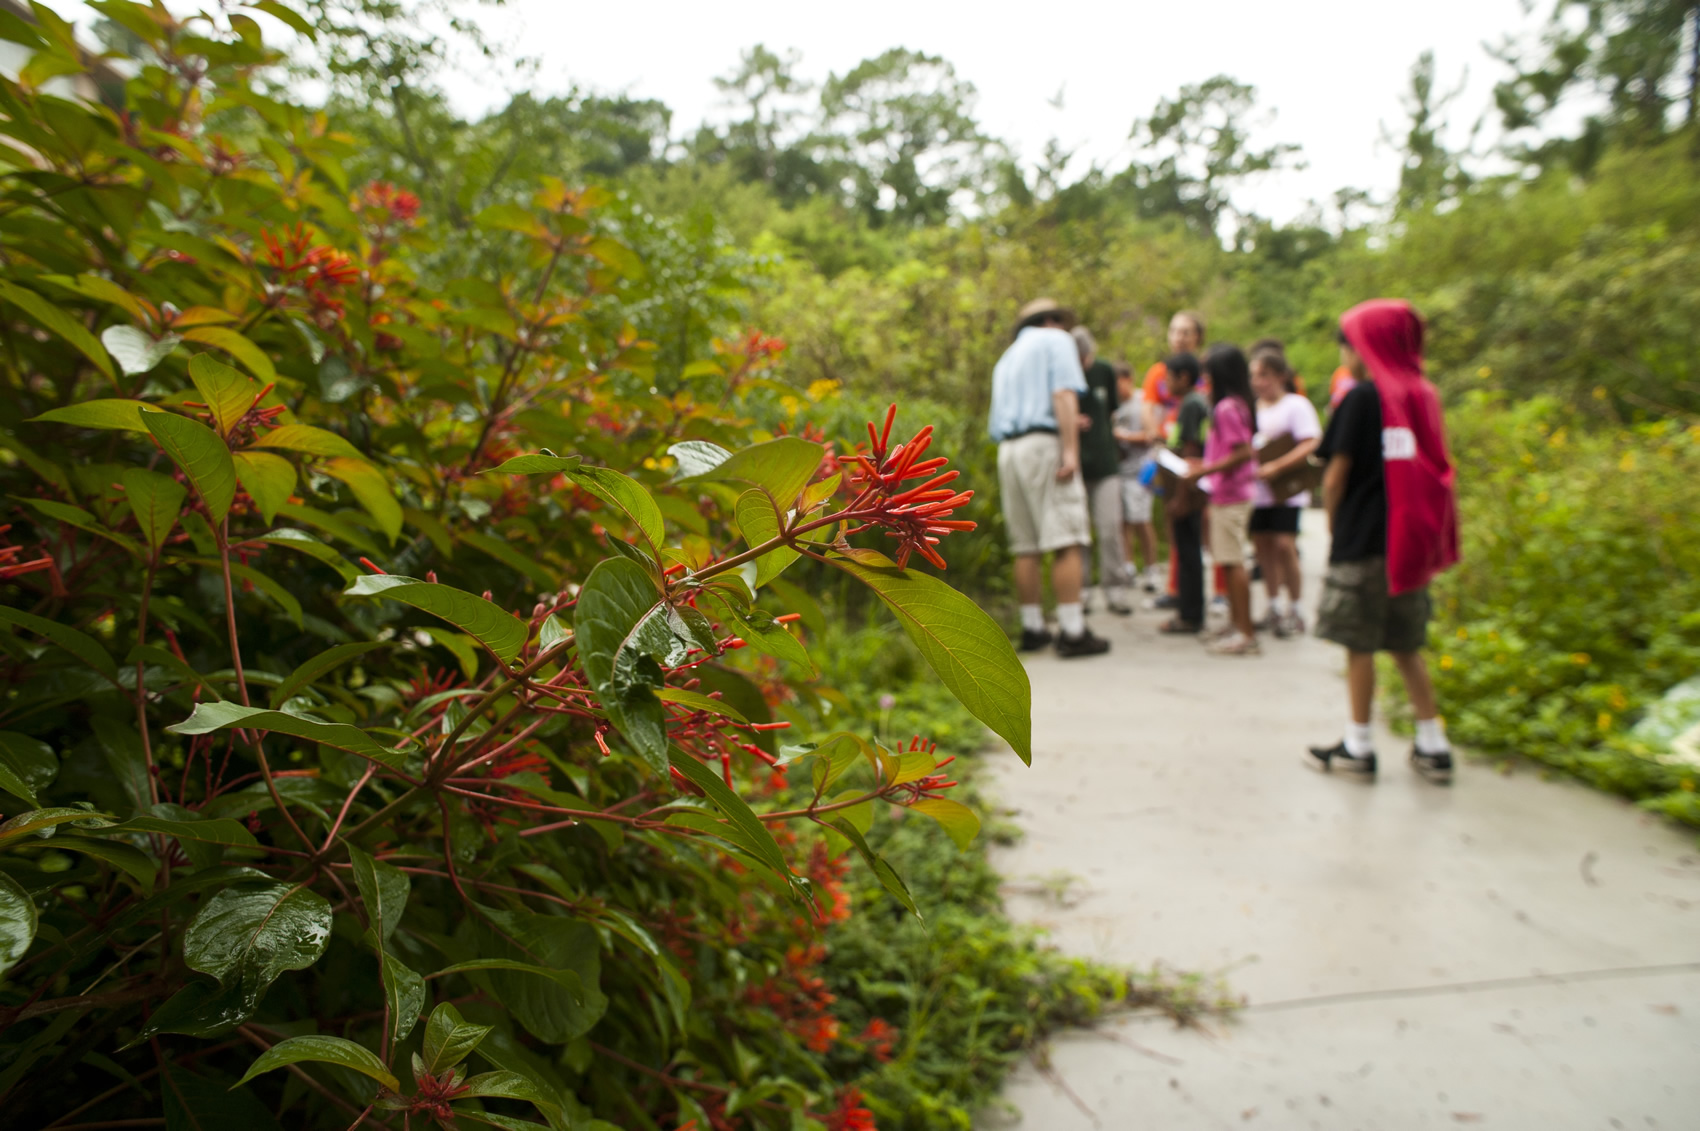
[987,326,1087,442]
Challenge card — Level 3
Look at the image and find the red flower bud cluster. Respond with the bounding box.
[746,943,841,1052]
[842,405,975,569]
[825,1088,878,1131]
[357,181,422,224]
[259,223,359,326]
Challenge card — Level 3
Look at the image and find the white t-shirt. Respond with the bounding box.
[1253,393,1323,507]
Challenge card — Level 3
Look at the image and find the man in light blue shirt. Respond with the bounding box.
[988,298,1109,658]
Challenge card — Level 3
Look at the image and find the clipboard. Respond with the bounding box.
[1256,433,1324,502]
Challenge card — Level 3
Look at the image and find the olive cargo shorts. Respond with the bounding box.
[1315,557,1431,654]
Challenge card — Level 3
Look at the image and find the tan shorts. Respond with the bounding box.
[1207,501,1253,566]
[998,432,1091,556]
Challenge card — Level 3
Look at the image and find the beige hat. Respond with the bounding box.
[1016,297,1075,330]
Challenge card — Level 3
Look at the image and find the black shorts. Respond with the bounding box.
[1248,506,1300,535]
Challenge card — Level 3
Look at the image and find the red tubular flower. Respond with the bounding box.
[826,1088,877,1131]
[842,406,976,569]
[858,1017,898,1062]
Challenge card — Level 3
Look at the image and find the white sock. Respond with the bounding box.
[1272,592,1291,616]
[1415,717,1449,754]
[1020,605,1045,633]
[1057,603,1085,637]
[1344,722,1375,757]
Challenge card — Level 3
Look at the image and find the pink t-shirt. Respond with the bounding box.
[1253,393,1323,507]
[1203,396,1257,505]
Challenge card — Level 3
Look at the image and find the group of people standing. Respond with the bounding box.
[987,295,1463,781]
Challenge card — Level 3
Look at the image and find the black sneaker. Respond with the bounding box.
[1055,628,1111,658]
[1153,594,1179,610]
[1410,746,1455,784]
[1307,741,1377,776]
[1018,627,1054,653]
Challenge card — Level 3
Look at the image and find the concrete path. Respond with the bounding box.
[980,523,1700,1130]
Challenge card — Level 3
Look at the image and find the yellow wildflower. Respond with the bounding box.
[1477,366,1492,378]
[1456,627,1468,641]
[1439,654,1454,670]
[1571,652,1591,665]
[805,378,842,402]
[1619,451,1636,472]
[1596,711,1612,732]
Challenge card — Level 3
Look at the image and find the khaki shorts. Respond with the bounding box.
[1121,476,1154,524]
[998,433,1091,555]
[1315,557,1432,653]
[1207,501,1253,566]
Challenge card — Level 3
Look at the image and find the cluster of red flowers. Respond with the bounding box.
[804,840,852,926]
[857,1018,898,1063]
[357,181,421,224]
[747,943,841,1053]
[0,524,57,587]
[842,405,976,569]
[259,223,360,326]
[824,1088,878,1131]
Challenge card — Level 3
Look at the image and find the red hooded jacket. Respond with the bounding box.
[1340,299,1459,594]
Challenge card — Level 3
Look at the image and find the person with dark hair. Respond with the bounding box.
[1143,311,1206,604]
[987,298,1111,658]
[1156,352,1209,634]
[1072,326,1133,615]
[1182,344,1260,655]
[1308,300,1460,781]
[1249,348,1321,637]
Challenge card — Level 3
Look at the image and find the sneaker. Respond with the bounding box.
[1056,628,1111,658]
[1152,594,1179,610]
[1254,610,1280,633]
[1307,741,1377,776]
[1270,614,1291,639]
[1411,746,1455,784]
[1017,627,1054,653]
[1280,611,1306,637]
[1206,631,1261,656]
[1106,588,1134,616]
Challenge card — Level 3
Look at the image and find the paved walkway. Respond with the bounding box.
[980,524,1700,1129]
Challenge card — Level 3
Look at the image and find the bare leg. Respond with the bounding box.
[1347,650,1376,724]
[1223,564,1254,637]
[1135,522,1157,573]
[1391,650,1439,718]
[1121,522,1136,571]
[1014,553,1042,606]
[1252,532,1279,601]
[1277,534,1303,604]
[1051,544,1083,605]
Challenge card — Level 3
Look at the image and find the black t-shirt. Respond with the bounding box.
[1079,360,1120,481]
[1317,382,1386,563]
[1174,391,1210,455]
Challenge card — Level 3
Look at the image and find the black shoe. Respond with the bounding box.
[1410,746,1454,784]
[1018,627,1054,653]
[1307,741,1377,776]
[1108,601,1134,617]
[1056,628,1111,658]
[1153,594,1178,610]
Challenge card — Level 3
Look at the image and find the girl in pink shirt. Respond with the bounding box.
[1183,345,1260,655]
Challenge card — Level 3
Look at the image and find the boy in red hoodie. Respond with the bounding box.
[1308,300,1460,782]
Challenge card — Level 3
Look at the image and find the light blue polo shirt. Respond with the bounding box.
[987,326,1087,442]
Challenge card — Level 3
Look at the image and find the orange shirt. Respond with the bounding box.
[1142,363,1180,429]
[1328,366,1358,410]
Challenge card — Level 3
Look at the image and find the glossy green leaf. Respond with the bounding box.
[470,908,606,1044]
[179,325,276,384]
[0,872,36,975]
[166,701,405,768]
[250,423,364,461]
[575,557,668,771]
[734,489,798,588]
[141,978,256,1040]
[343,575,528,665]
[0,606,117,680]
[829,552,1032,763]
[460,529,557,591]
[28,398,168,433]
[569,465,664,553]
[12,495,143,556]
[184,882,333,1001]
[421,1001,491,1074]
[101,325,179,376]
[667,439,731,478]
[0,731,55,807]
[0,279,114,380]
[274,503,383,555]
[381,952,426,1044]
[431,957,584,994]
[828,817,920,920]
[682,436,824,511]
[669,750,791,879]
[102,813,258,860]
[234,1035,397,1091]
[121,467,187,553]
[268,640,384,707]
[45,835,156,891]
[145,411,236,524]
[221,560,303,626]
[321,457,401,543]
[248,0,317,40]
[420,628,478,679]
[911,798,980,850]
[655,688,748,723]
[91,718,150,811]
[461,1069,553,1105]
[253,527,358,582]
[347,844,408,942]
[700,591,813,674]
[230,451,294,525]
[0,807,113,846]
[188,354,260,436]
[486,453,583,475]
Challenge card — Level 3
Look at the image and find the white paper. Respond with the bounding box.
[1154,448,1191,475]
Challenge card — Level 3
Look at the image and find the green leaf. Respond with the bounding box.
[179,326,276,384]
[461,1070,553,1105]
[92,718,150,810]
[420,628,478,680]
[343,575,528,666]
[274,503,383,556]
[231,448,295,521]
[101,325,179,376]
[247,0,317,40]
[145,411,236,524]
[431,957,583,994]
[655,688,747,723]
[160,1061,283,1131]
[347,844,408,942]
[101,813,258,863]
[421,1002,491,1074]
[910,798,980,850]
[667,440,731,478]
[829,552,1032,763]
[574,558,667,772]
[321,457,401,543]
[381,952,426,1044]
[473,201,546,235]
[486,453,583,475]
[537,613,570,653]
[45,834,156,891]
[121,468,187,553]
[681,436,824,511]
[221,560,303,627]
[668,750,792,881]
[569,465,664,553]
[250,423,364,461]
[828,818,920,920]
[734,489,799,588]
[470,908,606,1044]
[141,978,256,1040]
[28,398,168,433]
[184,882,333,1004]
[12,495,143,557]
[0,871,36,976]
[188,354,261,437]
[253,528,358,582]
[460,529,557,592]
[269,640,384,707]
[0,807,113,846]
[0,279,114,381]
[234,1035,397,1092]
[700,591,813,674]
[0,731,55,807]
[166,702,405,769]
[0,606,117,680]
